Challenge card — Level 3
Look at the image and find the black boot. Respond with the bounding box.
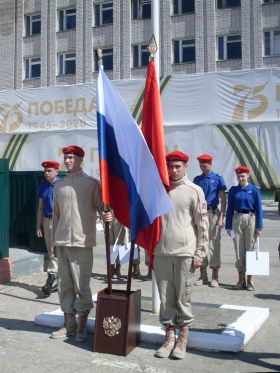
[51,274,58,291]
[42,273,57,296]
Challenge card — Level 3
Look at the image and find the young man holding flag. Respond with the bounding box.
[154,151,209,360]
[51,146,108,343]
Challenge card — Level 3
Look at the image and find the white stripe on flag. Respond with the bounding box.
[97,68,173,223]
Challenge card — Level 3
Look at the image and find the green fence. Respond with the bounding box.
[10,171,66,253]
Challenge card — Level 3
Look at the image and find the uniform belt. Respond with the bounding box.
[43,213,53,219]
[236,210,255,214]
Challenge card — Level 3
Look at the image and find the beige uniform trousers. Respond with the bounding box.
[42,217,58,274]
[56,246,93,313]
[233,213,256,272]
[203,210,221,269]
[154,256,196,327]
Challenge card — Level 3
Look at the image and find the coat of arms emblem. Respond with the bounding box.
[103,316,121,337]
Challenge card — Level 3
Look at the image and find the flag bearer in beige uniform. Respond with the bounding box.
[51,145,107,342]
[154,151,209,360]
[193,154,227,287]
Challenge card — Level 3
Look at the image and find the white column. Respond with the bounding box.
[151,0,160,315]
[152,0,160,78]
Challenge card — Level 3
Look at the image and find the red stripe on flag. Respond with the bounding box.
[100,158,131,228]
[136,60,170,267]
[141,61,169,189]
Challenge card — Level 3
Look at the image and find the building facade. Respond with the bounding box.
[0,0,280,91]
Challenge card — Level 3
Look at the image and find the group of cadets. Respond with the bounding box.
[193,154,263,292]
[36,147,263,359]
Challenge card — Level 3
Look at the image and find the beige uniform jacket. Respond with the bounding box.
[53,170,103,248]
[154,176,209,261]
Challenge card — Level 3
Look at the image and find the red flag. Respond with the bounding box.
[136,60,170,265]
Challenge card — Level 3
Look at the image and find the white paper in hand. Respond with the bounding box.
[110,244,120,264]
[246,237,269,276]
[118,243,139,265]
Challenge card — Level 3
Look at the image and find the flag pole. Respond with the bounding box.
[97,46,112,295]
[126,240,135,295]
[152,0,160,84]
[150,0,161,314]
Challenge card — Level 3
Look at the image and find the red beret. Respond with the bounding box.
[41,161,60,169]
[197,154,213,164]
[235,165,250,174]
[166,151,189,162]
[62,145,85,158]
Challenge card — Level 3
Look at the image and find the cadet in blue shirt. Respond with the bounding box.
[193,154,227,288]
[37,161,60,296]
[225,165,263,291]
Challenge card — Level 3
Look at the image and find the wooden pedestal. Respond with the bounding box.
[93,288,141,356]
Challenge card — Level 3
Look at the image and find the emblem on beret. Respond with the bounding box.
[103,316,121,337]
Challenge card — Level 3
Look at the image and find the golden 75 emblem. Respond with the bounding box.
[0,103,23,133]
[232,83,268,122]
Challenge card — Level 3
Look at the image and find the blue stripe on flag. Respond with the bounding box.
[97,111,151,240]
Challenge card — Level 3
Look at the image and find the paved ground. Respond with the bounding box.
[0,200,280,373]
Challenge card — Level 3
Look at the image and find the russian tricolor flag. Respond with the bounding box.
[97,68,172,241]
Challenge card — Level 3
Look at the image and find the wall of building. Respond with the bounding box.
[0,0,280,91]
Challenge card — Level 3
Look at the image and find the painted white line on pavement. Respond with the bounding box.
[34,294,269,353]
[220,304,270,346]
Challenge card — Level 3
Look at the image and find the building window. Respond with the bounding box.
[58,8,76,31]
[132,0,151,20]
[58,53,76,75]
[173,39,196,63]
[25,14,41,36]
[264,31,280,56]
[94,48,113,71]
[132,44,149,67]
[172,0,195,14]
[217,35,242,60]
[263,0,280,4]
[25,57,41,79]
[94,2,113,26]
[217,0,241,9]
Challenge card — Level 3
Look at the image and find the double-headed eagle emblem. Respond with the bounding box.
[103,316,122,337]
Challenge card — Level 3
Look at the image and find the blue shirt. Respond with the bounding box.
[38,178,60,214]
[225,183,263,230]
[193,172,227,208]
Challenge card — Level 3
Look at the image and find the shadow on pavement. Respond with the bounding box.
[64,336,94,352]
[0,318,51,334]
[91,272,151,284]
[190,348,280,372]
[262,210,280,221]
[0,282,59,305]
[0,317,95,352]
[254,293,280,301]
[1,280,42,296]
